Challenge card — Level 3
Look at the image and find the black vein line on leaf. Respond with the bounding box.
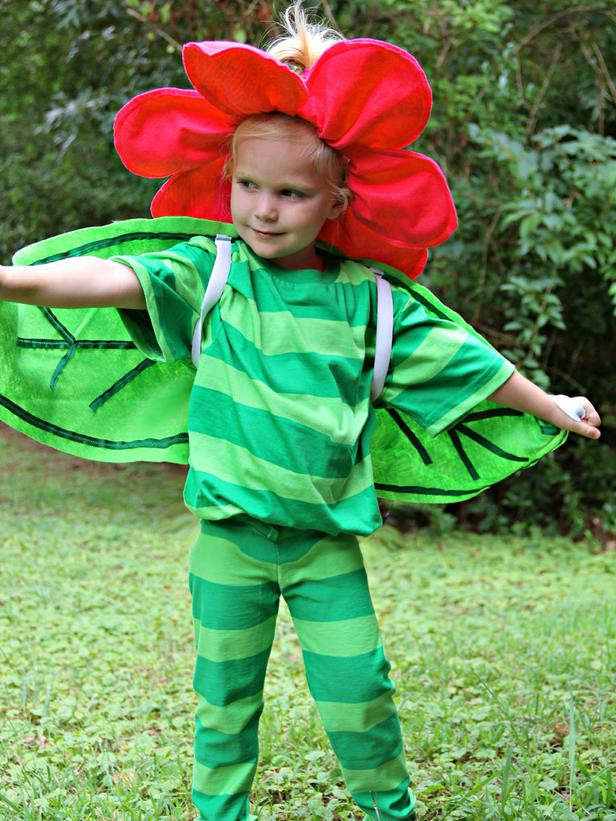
[89,360,157,411]
[31,231,198,265]
[18,338,136,351]
[448,428,479,480]
[0,393,188,451]
[386,408,432,465]
[50,347,77,389]
[462,408,524,423]
[456,424,529,463]
[17,307,141,398]
[40,307,74,343]
[375,481,488,497]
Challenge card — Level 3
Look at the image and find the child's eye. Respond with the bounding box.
[281,189,306,200]
[237,179,257,191]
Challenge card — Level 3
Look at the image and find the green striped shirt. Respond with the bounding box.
[115,237,513,535]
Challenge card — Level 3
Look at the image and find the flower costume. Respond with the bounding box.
[0,38,566,499]
[114,38,457,280]
[0,36,568,820]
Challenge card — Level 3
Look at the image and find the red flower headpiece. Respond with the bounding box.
[114,38,457,278]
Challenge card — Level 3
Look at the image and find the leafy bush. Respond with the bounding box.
[423,125,616,538]
[1,0,614,534]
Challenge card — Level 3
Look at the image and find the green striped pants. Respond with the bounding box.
[188,516,416,820]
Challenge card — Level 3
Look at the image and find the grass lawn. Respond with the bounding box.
[0,424,614,820]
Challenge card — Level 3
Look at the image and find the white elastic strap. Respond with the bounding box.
[371,271,393,401]
[191,235,232,368]
[550,394,586,422]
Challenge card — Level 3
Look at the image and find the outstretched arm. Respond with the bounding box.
[0,258,146,310]
[488,370,601,440]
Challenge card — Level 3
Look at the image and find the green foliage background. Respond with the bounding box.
[1,0,614,536]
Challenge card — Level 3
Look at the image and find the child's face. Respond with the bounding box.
[230,136,342,270]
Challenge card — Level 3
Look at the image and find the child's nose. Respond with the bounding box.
[255,194,277,221]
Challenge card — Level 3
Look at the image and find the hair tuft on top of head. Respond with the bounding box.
[267,2,343,74]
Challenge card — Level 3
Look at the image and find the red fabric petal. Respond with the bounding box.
[300,40,432,151]
[183,41,307,119]
[113,38,456,280]
[319,147,456,278]
[150,161,232,222]
[114,88,235,178]
[343,148,457,247]
[321,211,428,279]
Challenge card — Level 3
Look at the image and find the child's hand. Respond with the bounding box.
[558,396,602,440]
[488,372,602,440]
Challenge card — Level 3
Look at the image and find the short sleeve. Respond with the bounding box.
[111,236,216,363]
[381,288,515,436]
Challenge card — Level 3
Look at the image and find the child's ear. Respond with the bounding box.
[326,199,347,221]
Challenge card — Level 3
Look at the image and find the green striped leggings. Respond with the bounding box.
[188,516,416,820]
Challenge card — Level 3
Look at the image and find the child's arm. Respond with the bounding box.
[0,258,146,310]
[488,370,601,440]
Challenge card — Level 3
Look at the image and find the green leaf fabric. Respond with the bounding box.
[0,216,567,504]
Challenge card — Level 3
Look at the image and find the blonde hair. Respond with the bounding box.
[224,5,351,212]
[227,115,351,211]
[267,2,343,74]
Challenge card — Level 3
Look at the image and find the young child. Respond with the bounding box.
[0,6,601,820]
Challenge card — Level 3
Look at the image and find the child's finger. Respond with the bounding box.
[572,419,601,439]
[555,395,601,429]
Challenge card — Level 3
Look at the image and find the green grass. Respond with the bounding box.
[0,425,614,820]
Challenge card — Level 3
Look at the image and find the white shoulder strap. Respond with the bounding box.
[371,270,393,401]
[191,234,233,368]
[190,241,394,401]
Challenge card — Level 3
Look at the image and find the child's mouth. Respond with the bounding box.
[253,228,283,238]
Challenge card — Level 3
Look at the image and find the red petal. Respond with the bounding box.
[151,161,232,221]
[301,39,432,150]
[183,42,307,119]
[321,213,429,279]
[345,148,457,246]
[319,147,457,279]
[114,88,235,178]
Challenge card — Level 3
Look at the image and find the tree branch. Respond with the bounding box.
[125,7,182,52]
[591,41,616,103]
[515,6,613,53]
[525,41,563,136]
[472,207,503,326]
